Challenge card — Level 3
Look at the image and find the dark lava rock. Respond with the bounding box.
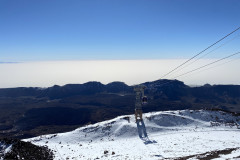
[0,138,53,160]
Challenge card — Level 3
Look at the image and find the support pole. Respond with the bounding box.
[134,85,146,122]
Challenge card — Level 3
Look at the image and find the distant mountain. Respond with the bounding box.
[0,81,132,99]
[0,79,240,139]
[1,79,240,100]
[0,62,18,63]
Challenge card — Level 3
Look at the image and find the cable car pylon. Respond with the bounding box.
[134,85,148,122]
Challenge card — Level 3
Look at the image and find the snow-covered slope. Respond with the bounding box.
[25,110,240,159]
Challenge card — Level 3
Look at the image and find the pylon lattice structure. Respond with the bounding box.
[134,85,146,122]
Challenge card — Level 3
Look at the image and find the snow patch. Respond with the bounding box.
[0,143,12,159]
[25,110,240,159]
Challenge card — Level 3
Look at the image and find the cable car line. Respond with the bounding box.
[181,57,240,79]
[159,26,240,79]
[150,51,240,88]
[173,51,240,79]
[176,34,240,73]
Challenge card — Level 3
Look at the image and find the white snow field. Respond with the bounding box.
[25,110,240,160]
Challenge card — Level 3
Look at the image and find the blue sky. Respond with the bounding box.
[0,0,240,61]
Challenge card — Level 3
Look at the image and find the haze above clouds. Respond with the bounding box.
[0,59,240,88]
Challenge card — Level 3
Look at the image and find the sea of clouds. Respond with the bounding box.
[0,59,240,88]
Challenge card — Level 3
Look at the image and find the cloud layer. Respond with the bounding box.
[0,59,240,88]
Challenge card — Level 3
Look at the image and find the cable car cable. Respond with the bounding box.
[152,52,240,88]
[179,57,240,80]
[159,26,240,79]
[175,34,240,74]
[173,51,240,79]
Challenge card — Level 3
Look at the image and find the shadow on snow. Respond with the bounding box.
[136,119,157,145]
[136,119,163,158]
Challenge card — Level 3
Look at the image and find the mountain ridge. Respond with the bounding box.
[1,79,240,99]
[0,79,240,139]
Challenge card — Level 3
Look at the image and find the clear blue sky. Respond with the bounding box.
[0,0,240,61]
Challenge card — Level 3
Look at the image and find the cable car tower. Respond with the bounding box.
[134,85,147,122]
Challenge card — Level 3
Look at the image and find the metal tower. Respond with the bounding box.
[134,85,146,122]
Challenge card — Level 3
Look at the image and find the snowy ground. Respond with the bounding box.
[25,110,240,160]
